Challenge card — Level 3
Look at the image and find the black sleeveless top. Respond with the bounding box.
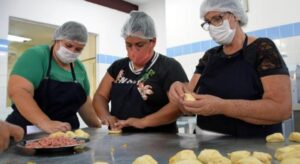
[194,37,289,137]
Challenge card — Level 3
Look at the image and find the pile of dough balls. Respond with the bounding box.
[133,149,272,164]
[266,132,300,163]
[131,132,300,164]
[49,129,90,139]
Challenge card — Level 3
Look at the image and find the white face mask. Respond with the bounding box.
[56,45,80,64]
[208,20,236,45]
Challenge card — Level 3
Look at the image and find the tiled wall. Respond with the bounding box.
[166,22,300,57]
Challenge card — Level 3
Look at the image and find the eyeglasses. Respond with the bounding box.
[201,13,229,31]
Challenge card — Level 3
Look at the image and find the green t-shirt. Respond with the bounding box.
[11,45,90,95]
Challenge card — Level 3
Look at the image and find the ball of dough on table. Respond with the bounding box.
[108,129,122,134]
[94,162,109,164]
[184,93,196,101]
[132,155,157,164]
[275,144,300,161]
[65,131,76,138]
[173,159,202,164]
[49,131,66,138]
[197,149,223,163]
[288,132,300,142]
[280,157,300,164]
[252,151,272,164]
[169,149,197,164]
[75,129,90,138]
[228,150,251,163]
[266,133,284,143]
[237,156,263,164]
[206,156,231,164]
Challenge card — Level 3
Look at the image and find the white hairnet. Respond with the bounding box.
[121,11,156,40]
[53,21,88,44]
[200,0,248,26]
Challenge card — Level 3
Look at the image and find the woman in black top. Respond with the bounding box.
[169,0,291,137]
[93,11,188,133]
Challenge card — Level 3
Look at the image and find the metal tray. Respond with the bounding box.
[17,137,86,153]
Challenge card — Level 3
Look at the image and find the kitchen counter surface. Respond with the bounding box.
[0,128,293,164]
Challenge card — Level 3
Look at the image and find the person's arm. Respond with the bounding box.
[78,96,101,127]
[8,75,71,133]
[183,75,292,125]
[0,121,24,153]
[93,73,119,128]
[222,75,291,124]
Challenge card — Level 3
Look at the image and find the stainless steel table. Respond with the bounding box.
[0,128,290,164]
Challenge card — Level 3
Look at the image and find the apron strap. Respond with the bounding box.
[47,46,77,82]
[70,63,77,82]
[46,46,54,78]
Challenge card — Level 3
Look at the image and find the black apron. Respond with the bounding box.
[110,57,177,133]
[6,47,87,132]
[195,35,282,137]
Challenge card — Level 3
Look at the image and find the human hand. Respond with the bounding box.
[100,115,119,130]
[182,94,223,116]
[0,121,24,153]
[168,81,190,104]
[115,118,146,129]
[37,120,71,133]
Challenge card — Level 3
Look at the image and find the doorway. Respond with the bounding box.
[7,17,97,106]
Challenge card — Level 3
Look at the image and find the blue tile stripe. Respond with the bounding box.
[96,54,121,64]
[0,39,9,52]
[166,22,300,57]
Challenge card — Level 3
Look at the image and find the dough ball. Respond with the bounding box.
[94,162,109,164]
[252,151,272,164]
[49,131,66,138]
[207,156,231,164]
[275,144,300,161]
[184,93,196,101]
[108,129,122,134]
[74,129,90,138]
[280,157,300,164]
[198,149,223,163]
[65,131,76,138]
[228,150,251,163]
[173,159,202,164]
[288,132,300,142]
[169,149,197,164]
[237,156,263,164]
[266,133,284,143]
[132,154,157,164]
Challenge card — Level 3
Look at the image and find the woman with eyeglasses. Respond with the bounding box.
[169,0,291,137]
[93,11,188,133]
[6,21,101,133]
